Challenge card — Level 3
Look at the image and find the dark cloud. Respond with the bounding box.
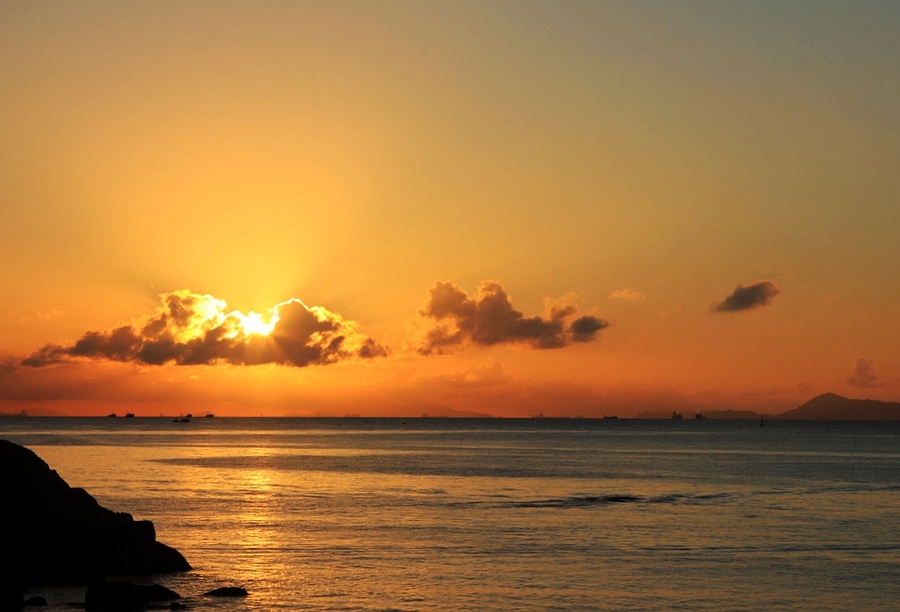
[713,281,781,312]
[22,290,388,368]
[417,281,608,354]
[0,357,17,376]
[847,358,881,388]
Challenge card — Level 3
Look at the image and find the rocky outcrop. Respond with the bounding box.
[0,439,190,592]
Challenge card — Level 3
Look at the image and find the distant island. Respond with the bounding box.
[776,393,900,420]
[636,393,900,420]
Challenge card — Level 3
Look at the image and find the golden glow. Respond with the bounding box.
[234,311,279,337]
[152,290,279,341]
[2,3,899,418]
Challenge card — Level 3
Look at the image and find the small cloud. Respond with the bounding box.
[22,290,388,368]
[441,361,511,388]
[713,281,780,312]
[609,289,646,301]
[36,308,63,320]
[416,280,609,354]
[847,358,881,388]
[0,357,17,376]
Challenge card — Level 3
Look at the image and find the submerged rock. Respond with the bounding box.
[202,587,248,597]
[144,585,180,601]
[0,439,191,592]
[84,581,181,611]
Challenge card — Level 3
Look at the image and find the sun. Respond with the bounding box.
[236,311,278,336]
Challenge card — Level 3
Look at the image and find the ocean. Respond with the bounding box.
[2,417,899,611]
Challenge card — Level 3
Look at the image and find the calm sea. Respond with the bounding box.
[2,417,900,611]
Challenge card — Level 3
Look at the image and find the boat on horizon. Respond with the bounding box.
[672,411,683,420]
[695,412,707,420]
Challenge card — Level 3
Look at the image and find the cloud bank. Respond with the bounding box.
[22,290,388,368]
[416,281,608,354]
[713,282,780,312]
[847,358,881,388]
[609,288,646,301]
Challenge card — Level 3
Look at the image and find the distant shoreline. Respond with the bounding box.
[3,393,900,420]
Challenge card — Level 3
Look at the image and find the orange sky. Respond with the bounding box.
[2,2,899,417]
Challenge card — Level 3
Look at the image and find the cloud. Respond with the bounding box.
[22,290,388,368]
[609,288,646,301]
[713,281,781,312]
[438,360,512,388]
[416,281,608,354]
[0,357,17,376]
[847,358,881,388]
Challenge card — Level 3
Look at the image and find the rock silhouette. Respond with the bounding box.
[0,440,190,594]
[203,586,248,597]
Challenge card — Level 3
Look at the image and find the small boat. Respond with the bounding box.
[173,415,191,423]
[695,412,707,420]
[204,413,215,418]
[603,415,618,420]
[671,411,683,420]
[124,413,135,418]
[107,413,117,418]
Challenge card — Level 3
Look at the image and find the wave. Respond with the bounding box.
[510,491,735,508]
[510,483,900,509]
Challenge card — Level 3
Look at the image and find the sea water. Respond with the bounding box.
[2,417,900,611]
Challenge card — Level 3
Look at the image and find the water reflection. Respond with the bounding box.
[6,419,900,611]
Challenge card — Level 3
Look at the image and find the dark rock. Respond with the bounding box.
[85,581,180,611]
[144,585,179,602]
[0,584,24,612]
[202,587,248,597]
[0,440,191,587]
[85,581,146,611]
[23,597,47,607]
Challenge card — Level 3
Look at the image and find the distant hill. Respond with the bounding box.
[633,394,900,420]
[635,409,770,419]
[704,409,769,420]
[0,407,66,417]
[634,410,678,419]
[778,393,900,420]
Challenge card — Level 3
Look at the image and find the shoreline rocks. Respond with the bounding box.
[0,439,190,598]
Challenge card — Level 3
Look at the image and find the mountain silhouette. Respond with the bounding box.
[778,393,900,420]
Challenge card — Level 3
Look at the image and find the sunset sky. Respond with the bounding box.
[2,1,898,417]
